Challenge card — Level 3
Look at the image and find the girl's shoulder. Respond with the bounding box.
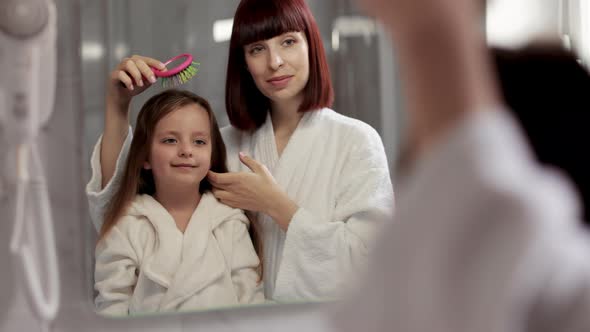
[113,194,158,235]
[200,192,249,229]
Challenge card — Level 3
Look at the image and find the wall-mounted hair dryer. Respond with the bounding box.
[0,0,60,329]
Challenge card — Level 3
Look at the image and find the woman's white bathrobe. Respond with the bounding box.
[94,192,264,316]
[87,108,394,302]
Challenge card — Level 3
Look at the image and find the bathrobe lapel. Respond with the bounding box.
[251,110,324,195]
[247,110,325,295]
[132,195,182,288]
[132,194,227,311]
[160,193,230,310]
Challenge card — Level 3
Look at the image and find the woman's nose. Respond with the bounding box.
[269,50,284,70]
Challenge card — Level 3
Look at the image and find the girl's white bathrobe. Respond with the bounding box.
[88,108,394,302]
[94,192,264,316]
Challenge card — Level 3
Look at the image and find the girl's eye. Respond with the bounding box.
[194,139,207,145]
[162,138,177,144]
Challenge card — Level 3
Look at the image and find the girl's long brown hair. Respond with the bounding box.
[98,89,263,278]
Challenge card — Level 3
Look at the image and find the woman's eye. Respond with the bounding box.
[249,46,264,55]
[283,38,296,46]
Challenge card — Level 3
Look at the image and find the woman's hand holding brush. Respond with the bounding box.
[106,55,167,109]
[101,55,166,188]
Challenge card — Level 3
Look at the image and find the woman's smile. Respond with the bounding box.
[267,75,294,88]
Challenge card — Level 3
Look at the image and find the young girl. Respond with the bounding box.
[93,89,264,316]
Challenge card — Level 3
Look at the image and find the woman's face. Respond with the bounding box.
[144,103,212,191]
[244,31,310,106]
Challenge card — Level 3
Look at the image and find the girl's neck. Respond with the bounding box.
[154,185,202,232]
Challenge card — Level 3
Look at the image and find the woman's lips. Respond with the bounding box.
[267,75,293,88]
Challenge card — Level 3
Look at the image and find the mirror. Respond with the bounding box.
[82,0,400,317]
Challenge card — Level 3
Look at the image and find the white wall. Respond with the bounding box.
[487,0,590,67]
[486,0,561,48]
[567,0,590,66]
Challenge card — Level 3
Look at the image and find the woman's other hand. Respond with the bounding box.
[208,153,298,231]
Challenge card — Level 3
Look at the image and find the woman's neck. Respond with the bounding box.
[270,97,305,137]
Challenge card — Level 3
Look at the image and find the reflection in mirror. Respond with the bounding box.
[82,0,399,316]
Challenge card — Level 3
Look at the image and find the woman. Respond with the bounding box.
[87,0,394,302]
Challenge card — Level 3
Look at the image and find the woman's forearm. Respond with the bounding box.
[266,191,299,232]
[100,98,130,189]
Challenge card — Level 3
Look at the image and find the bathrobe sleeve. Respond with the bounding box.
[228,216,266,304]
[94,221,140,316]
[274,124,394,301]
[86,127,133,232]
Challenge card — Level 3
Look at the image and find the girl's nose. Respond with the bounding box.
[179,144,193,157]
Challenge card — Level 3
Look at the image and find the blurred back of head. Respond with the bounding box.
[493,45,590,225]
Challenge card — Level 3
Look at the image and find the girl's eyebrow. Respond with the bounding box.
[158,130,210,136]
[157,130,180,136]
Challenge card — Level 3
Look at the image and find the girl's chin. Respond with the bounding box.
[158,179,206,190]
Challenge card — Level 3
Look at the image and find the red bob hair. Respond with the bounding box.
[225,0,334,130]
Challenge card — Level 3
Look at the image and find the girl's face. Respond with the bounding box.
[144,103,212,191]
[244,31,310,106]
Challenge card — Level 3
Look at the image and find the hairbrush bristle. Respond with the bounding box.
[161,62,200,88]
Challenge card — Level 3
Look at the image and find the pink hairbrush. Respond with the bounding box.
[152,53,200,88]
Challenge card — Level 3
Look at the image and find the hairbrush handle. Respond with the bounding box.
[152,53,193,78]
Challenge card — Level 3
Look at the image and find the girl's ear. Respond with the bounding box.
[143,161,152,170]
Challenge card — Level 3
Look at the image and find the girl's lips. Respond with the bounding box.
[172,164,197,171]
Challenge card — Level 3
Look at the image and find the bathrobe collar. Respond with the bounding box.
[126,192,247,310]
[252,109,325,186]
[247,109,326,295]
